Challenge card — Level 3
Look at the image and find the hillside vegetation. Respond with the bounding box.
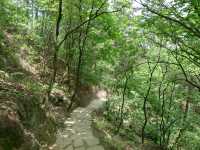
[1,0,200,150]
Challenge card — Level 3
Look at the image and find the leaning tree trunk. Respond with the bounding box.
[46,0,63,102]
[116,74,128,133]
[142,52,160,144]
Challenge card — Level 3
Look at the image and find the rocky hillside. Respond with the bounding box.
[0,31,59,150]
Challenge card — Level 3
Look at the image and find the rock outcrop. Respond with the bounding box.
[0,80,56,149]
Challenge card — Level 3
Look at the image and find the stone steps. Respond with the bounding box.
[52,99,106,150]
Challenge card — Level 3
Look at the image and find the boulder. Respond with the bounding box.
[0,108,24,149]
[20,131,40,150]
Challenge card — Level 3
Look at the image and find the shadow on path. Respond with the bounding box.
[50,89,107,150]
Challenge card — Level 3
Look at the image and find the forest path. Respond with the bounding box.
[51,90,107,150]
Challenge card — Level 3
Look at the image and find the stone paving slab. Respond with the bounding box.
[52,97,106,150]
[65,145,73,150]
[84,137,100,146]
[75,147,85,150]
[87,145,105,150]
[74,139,84,148]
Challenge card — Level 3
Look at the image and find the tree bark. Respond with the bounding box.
[116,74,129,133]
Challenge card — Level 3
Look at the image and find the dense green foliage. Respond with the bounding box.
[1,0,200,149]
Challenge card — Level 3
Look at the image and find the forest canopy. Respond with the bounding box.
[0,0,200,150]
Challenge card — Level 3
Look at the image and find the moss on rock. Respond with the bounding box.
[0,80,57,149]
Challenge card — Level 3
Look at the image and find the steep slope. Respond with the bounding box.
[0,31,57,150]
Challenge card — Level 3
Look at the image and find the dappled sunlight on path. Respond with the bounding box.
[50,90,107,150]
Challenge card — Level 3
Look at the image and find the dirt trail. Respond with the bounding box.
[51,90,107,150]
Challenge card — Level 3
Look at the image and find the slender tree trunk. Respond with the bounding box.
[166,81,176,145]
[68,0,95,110]
[173,85,190,149]
[116,74,128,133]
[159,66,168,146]
[46,0,63,102]
[141,62,157,144]
[142,51,160,144]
